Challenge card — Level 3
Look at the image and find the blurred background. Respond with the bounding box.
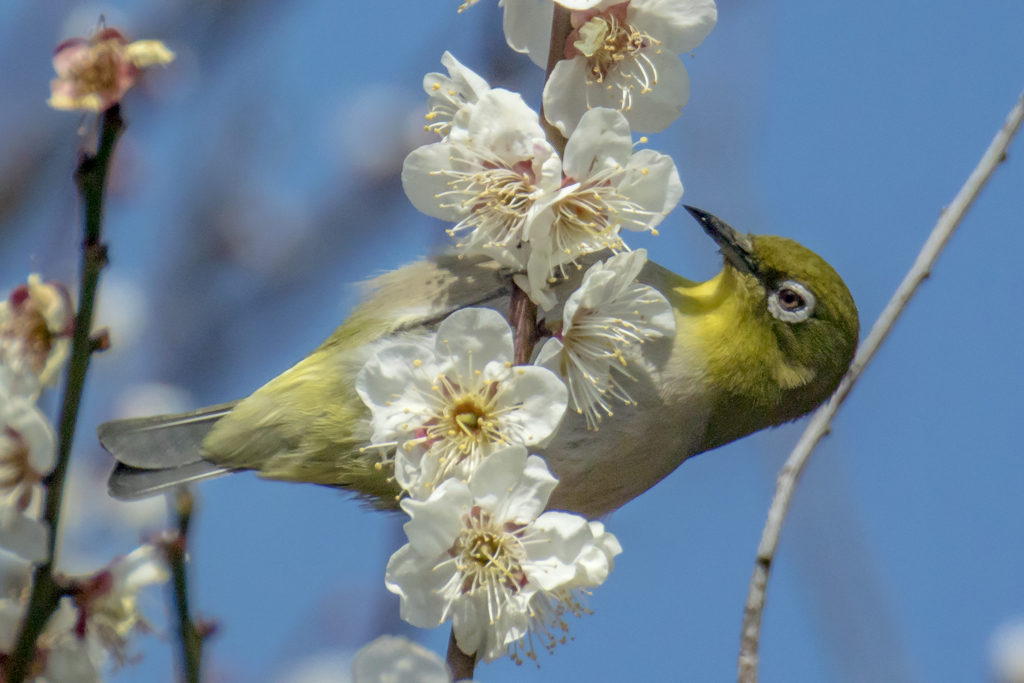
[1,0,1023,681]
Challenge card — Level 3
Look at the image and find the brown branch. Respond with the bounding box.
[736,87,1024,683]
[539,4,572,156]
[5,104,124,683]
[446,629,476,681]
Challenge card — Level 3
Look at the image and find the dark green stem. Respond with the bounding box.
[166,487,204,683]
[5,105,124,683]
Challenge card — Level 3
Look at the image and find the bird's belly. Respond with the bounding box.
[539,386,711,518]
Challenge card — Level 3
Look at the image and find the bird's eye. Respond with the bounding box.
[768,280,815,323]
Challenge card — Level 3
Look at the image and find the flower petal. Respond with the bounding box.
[351,635,450,683]
[541,56,590,137]
[402,142,463,221]
[385,544,453,629]
[617,149,684,230]
[562,108,633,181]
[523,511,594,590]
[400,479,472,558]
[496,454,559,523]
[434,308,514,377]
[0,507,48,564]
[440,51,490,102]
[632,0,718,54]
[501,0,554,68]
[467,444,528,509]
[495,365,568,445]
[617,50,690,133]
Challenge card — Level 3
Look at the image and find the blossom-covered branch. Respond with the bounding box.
[736,87,1024,683]
[5,104,125,683]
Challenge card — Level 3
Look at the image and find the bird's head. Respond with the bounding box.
[677,207,860,448]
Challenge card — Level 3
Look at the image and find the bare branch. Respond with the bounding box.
[737,87,1024,683]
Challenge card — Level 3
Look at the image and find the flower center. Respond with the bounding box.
[452,400,486,434]
[1,308,54,374]
[72,43,122,94]
[452,507,528,595]
[569,3,661,110]
[439,158,537,251]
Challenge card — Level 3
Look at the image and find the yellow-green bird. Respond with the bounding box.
[100,208,858,518]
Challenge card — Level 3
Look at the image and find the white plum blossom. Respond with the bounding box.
[403,88,560,270]
[542,0,718,135]
[0,387,55,563]
[0,274,74,397]
[38,598,106,683]
[522,107,682,307]
[537,249,675,428]
[83,544,169,663]
[423,52,491,138]
[352,635,450,683]
[356,308,567,500]
[384,445,618,663]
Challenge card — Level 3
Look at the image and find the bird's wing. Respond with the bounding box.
[197,253,517,505]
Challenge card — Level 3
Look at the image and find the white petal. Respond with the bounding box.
[385,544,454,629]
[496,366,567,445]
[632,0,718,54]
[3,398,55,475]
[573,545,611,586]
[534,337,564,376]
[435,308,514,377]
[402,143,463,221]
[562,108,633,181]
[464,90,546,163]
[617,50,690,133]
[523,511,594,590]
[0,506,48,564]
[401,479,471,557]
[451,593,484,657]
[440,51,490,102]
[541,56,590,137]
[467,444,528,509]
[496,454,559,523]
[616,149,684,230]
[523,247,560,312]
[351,635,450,683]
[43,637,103,683]
[356,343,436,443]
[119,544,169,591]
[501,0,554,68]
[0,599,23,652]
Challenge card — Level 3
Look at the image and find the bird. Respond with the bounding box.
[100,207,859,519]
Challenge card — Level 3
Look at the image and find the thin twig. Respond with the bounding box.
[737,88,1024,683]
[164,487,206,683]
[5,105,124,683]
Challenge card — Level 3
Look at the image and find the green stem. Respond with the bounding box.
[4,105,124,683]
[166,487,204,683]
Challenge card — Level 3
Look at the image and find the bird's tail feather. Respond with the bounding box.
[108,461,231,501]
[97,401,238,470]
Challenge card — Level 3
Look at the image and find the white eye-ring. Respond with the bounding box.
[768,280,815,323]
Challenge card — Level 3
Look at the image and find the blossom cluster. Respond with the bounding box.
[0,276,166,682]
[353,0,715,666]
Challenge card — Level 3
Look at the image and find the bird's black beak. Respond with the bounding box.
[684,206,759,276]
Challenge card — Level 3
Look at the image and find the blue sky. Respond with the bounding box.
[1,0,1023,681]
